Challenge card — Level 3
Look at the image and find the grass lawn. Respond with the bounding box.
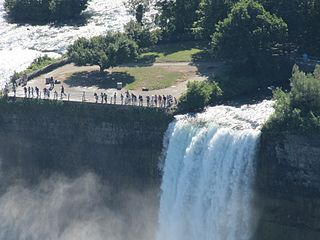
[112,66,186,90]
[141,41,209,63]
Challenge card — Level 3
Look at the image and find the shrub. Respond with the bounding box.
[264,65,320,134]
[178,81,222,113]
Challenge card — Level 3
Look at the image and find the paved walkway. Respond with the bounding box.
[8,62,220,105]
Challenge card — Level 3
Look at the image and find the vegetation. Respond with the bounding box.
[141,41,208,62]
[264,65,320,134]
[178,81,222,113]
[211,1,287,67]
[11,55,61,82]
[124,20,159,48]
[67,32,138,73]
[4,0,90,22]
[116,66,186,90]
[156,0,320,54]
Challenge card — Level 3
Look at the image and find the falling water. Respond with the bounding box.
[157,101,274,240]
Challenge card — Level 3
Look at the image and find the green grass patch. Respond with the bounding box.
[141,41,209,63]
[113,66,186,90]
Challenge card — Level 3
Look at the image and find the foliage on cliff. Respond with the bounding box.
[67,32,139,73]
[4,0,90,22]
[10,55,60,82]
[177,81,222,113]
[264,65,320,134]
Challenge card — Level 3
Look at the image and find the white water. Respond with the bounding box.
[157,101,274,240]
[0,0,132,88]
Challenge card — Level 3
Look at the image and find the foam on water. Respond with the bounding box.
[0,0,131,87]
[157,101,274,240]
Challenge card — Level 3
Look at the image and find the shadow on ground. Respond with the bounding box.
[64,71,135,89]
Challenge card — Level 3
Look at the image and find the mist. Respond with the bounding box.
[0,172,158,240]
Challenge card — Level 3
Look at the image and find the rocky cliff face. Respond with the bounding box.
[0,100,172,187]
[255,133,320,240]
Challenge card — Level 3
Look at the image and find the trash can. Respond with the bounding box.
[117,82,123,90]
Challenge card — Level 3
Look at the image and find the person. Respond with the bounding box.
[120,93,124,105]
[54,90,58,100]
[163,95,167,108]
[100,92,104,104]
[159,95,162,107]
[94,93,98,103]
[43,88,47,98]
[35,87,39,98]
[146,96,150,107]
[28,86,31,98]
[138,95,143,106]
[104,93,108,104]
[113,92,117,104]
[24,87,27,98]
[31,87,34,98]
[12,84,16,97]
[154,94,158,107]
[61,85,66,99]
[82,91,86,102]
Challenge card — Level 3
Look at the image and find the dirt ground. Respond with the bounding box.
[10,62,221,104]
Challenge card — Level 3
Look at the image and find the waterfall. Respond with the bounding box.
[157,101,274,240]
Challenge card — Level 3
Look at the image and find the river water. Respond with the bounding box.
[0,0,131,88]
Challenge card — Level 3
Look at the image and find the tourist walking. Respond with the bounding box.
[24,87,27,98]
[60,85,66,99]
[104,93,107,104]
[94,93,98,103]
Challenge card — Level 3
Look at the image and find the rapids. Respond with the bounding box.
[0,0,131,88]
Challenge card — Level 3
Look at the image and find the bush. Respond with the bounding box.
[124,20,159,48]
[264,65,320,134]
[4,0,90,22]
[10,55,59,82]
[177,81,222,113]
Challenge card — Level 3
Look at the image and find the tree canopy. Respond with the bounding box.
[211,0,288,65]
[155,0,320,54]
[4,0,90,22]
[67,33,139,73]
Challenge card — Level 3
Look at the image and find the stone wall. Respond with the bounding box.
[0,99,172,187]
[255,133,320,240]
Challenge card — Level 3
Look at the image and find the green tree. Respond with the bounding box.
[193,0,237,39]
[258,0,320,54]
[178,81,222,113]
[211,0,288,70]
[4,0,90,22]
[124,20,158,48]
[68,33,138,73]
[156,0,200,40]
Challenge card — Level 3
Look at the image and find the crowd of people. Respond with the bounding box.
[91,90,177,108]
[7,80,177,108]
[19,85,68,100]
